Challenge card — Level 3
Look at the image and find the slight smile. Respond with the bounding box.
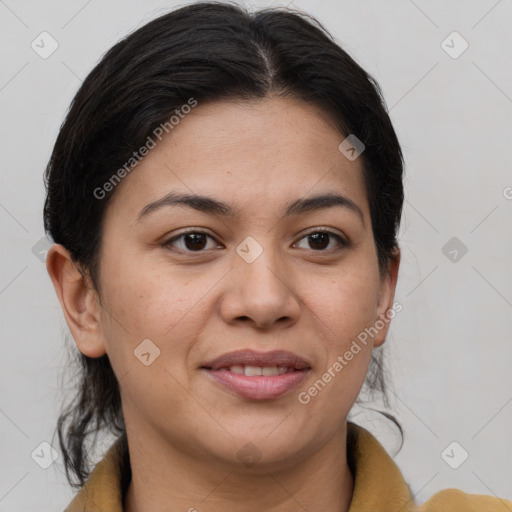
[201,349,312,400]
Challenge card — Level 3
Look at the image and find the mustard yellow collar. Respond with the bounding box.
[65,422,511,511]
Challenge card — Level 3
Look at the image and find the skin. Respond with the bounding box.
[47,96,400,512]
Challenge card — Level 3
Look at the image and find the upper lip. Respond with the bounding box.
[201,349,311,371]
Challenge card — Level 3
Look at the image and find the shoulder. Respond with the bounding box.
[416,488,512,511]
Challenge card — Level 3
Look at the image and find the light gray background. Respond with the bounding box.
[1,0,511,510]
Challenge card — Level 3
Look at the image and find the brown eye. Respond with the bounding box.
[294,230,348,252]
[163,231,220,252]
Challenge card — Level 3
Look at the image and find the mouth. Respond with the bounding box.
[201,349,311,400]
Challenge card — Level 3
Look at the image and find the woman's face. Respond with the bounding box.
[67,97,399,469]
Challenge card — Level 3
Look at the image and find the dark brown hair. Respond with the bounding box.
[44,0,404,491]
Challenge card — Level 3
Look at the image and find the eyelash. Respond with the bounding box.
[162,228,349,254]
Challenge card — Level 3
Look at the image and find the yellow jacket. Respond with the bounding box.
[65,422,511,511]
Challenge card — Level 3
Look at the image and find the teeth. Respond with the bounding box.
[227,365,292,376]
[245,365,262,376]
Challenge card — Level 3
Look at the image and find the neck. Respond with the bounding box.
[124,424,354,512]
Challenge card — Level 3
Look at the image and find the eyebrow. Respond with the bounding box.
[137,190,365,226]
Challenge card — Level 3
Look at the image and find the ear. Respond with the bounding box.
[46,244,107,358]
[373,247,401,348]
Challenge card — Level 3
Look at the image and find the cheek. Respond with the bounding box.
[297,256,380,408]
[303,263,380,350]
[100,251,201,336]
[98,251,222,384]
[97,258,212,429]
[298,272,377,419]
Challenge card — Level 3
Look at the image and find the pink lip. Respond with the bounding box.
[201,349,311,370]
[201,349,312,400]
[203,368,311,400]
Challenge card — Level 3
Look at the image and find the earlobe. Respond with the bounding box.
[46,244,107,358]
[373,248,401,348]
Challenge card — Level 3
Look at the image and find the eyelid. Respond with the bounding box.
[299,226,348,242]
[162,227,349,253]
[294,227,349,250]
[162,228,221,251]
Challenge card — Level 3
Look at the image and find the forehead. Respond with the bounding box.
[105,96,369,222]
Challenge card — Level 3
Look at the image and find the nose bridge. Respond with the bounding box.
[236,234,288,297]
[221,234,300,327]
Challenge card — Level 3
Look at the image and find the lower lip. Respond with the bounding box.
[202,368,310,400]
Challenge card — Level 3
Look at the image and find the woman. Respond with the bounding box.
[43,2,511,511]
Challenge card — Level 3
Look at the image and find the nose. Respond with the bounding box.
[219,241,301,330]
